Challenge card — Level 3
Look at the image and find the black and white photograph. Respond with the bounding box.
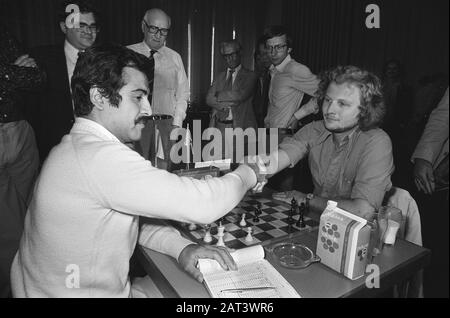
[0,0,448,301]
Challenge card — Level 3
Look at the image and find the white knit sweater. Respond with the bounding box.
[11,118,255,297]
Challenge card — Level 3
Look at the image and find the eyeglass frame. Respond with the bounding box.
[74,22,100,34]
[266,44,288,52]
[142,20,170,36]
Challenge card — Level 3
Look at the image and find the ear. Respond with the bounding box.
[287,47,293,55]
[141,21,146,35]
[59,21,68,35]
[89,87,107,111]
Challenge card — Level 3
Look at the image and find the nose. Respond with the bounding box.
[141,98,152,116]
[323,100,338,115]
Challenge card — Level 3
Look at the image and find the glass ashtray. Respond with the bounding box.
[268,242,321,269]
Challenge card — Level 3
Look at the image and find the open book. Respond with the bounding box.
[197,245,301,298]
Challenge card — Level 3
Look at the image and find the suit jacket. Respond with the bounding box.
[411,87,449,169]
[206,66,257,130]
[28,45,74,163]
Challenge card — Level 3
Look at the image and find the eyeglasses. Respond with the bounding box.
[221,51,239,59]
[143,21,170,36]
[75,23,100,34]
[266,44,287,52]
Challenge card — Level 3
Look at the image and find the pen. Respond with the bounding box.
[220,286,276,293]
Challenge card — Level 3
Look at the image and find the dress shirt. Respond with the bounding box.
[265,54,319,128]
[279,121,394,209]
[225,65,241,120]
[128,41,190,127]
[64,40,80,87]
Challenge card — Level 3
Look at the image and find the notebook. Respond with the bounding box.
[197,245,301,298]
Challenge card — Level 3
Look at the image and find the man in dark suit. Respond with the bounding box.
[29,0,99,163]
[206,40,257,163]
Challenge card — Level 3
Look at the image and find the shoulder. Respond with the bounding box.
[161,46,181,59]
[359,128,393,151]
[239,67,257,79]
[285,59,313,76]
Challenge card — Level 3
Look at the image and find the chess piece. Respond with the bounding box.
[253,204,262,222]
[239,213,247,227]
[216,224,225,247]
[245,227,253,242]
[216,234,225,247]
[296,202,306,228]
[289,198,298,223]
[188,223,197,231]
[203,225,212,243]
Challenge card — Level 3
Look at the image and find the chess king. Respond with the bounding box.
[263,65,394,221]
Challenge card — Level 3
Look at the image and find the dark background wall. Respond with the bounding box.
[0,0,448,104]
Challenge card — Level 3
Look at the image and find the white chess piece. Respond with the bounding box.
[239,213,247,227]
[245,227,253,242]
[216,224,225,247]
[203,226,212,243]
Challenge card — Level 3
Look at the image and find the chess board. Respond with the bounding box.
[171,194,320,250]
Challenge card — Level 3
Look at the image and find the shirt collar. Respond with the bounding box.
[142,41,164,56]
[228,64,242,75]
[316,121,360,146]
[272,54,292,73]
[72,117,121,143]
[64,40,80,64]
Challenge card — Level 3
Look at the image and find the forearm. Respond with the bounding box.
[139,220,192,260]
[309,196,375,220]
[266,149,292,176]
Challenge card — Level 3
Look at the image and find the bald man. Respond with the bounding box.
[128,8,190,170]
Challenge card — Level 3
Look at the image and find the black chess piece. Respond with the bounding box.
[253,203,262,222]
[289,198,297,223]
[296,202,306,228]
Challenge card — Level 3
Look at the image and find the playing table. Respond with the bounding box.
[137,190,430,298]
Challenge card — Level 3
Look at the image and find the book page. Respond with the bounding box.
[198,245,301,298]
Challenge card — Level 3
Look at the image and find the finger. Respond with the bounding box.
[426,170,436,193]
[206,248,236,271]
[414,179,423,192]
[14,54,28,65]
[185,266,204,283]
[416,178,428,194]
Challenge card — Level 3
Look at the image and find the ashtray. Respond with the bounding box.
[268,242,320,269]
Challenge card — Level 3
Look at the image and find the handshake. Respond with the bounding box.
[240,154,278,193]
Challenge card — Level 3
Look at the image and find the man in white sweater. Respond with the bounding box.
[11,44,258,297]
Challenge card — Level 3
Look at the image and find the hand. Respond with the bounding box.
[178,244,237,283]
[413,158,435,194]
[240,155,271,193]
[286,116,299,130]
[272,190,306,204]
[304,98,319,115]
[14,54,37,68]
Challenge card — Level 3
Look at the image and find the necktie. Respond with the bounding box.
[149,49,158,58]
[224,69,234,91]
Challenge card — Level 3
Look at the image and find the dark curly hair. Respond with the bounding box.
[71,43,153,117]
[316,65,386,131]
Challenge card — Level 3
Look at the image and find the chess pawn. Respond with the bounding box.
[245,227,253,242]
[239,213,247,227]
[203,225,212,243]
